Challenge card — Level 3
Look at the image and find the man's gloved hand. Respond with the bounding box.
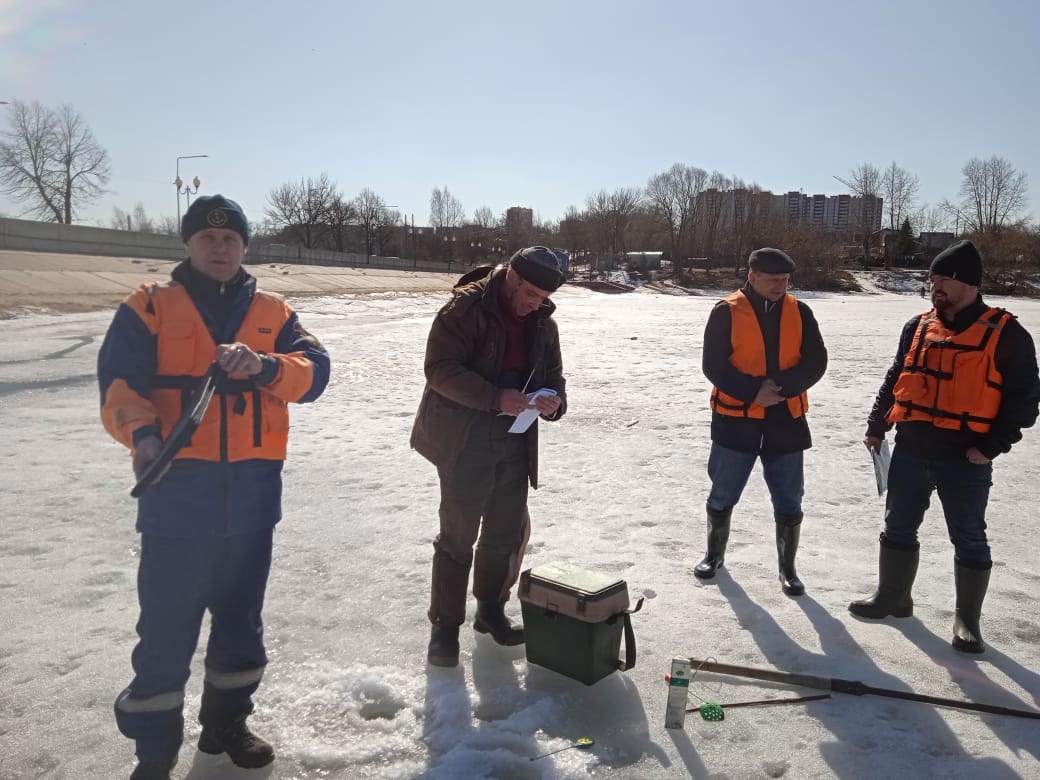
[132,435,167,483]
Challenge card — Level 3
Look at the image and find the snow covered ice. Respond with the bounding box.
[1,283,1039,779]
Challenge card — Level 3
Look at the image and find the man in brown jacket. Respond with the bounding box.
[411,246,568,667]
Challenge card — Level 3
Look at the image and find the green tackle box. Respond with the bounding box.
[519,561,640,686]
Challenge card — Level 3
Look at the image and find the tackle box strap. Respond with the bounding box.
[616,597,645,672]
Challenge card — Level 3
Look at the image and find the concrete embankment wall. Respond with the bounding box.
[0,217,184,260]
[0,217,457,274]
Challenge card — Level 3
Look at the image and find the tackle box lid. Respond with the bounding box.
[519,561,630,622]
[522,561,625,595]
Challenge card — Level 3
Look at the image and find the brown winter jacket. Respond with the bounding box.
[410,266,567,488]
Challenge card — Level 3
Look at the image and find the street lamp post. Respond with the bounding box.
[176,175,202,214]
[443,233,456,272]
[175,154,208,224]
[408,213,424,269]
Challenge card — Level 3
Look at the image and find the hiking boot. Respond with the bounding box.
[473,601,524,646]
[198,716,274,769]
[427,624,460,667]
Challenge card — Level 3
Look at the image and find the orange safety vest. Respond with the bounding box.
[127,282,292,462]
[710,291,809,419]
[887,307,1008,433]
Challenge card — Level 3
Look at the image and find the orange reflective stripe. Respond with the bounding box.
[710,292,809,419]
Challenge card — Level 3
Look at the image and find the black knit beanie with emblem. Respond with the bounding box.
[509,246,566,293]
[929,239,982,286]
[748,247,796,274]
[181,194,251,246]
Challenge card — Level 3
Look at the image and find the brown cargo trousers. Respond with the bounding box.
[429,414,529,626]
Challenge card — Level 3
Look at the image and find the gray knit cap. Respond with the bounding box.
[509,246,565,292]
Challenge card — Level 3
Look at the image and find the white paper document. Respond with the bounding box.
[508,388,557,434]
[871,440,892,496]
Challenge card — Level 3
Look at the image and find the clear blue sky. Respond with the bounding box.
[2,0,1038,229]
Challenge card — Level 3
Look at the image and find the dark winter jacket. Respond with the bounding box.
[702,284,828,454]
[410,266,567,488]
[866,295,1040,460]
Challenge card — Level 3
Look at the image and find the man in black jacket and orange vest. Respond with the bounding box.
[850,240,1039,653]
[698,248,828,595]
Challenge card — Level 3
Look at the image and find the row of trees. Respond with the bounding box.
[1,100,1036,280]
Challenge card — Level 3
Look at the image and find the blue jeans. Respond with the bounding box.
[706,443,804,517]
[883,447,993,565]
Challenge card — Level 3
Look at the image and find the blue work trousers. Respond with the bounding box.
[115,529,273,762]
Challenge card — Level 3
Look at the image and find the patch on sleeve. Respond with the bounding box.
[293,320,324,350]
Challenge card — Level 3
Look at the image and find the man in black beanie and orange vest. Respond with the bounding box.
[98,194,330,778]
[851,239,1039,653]
[699,248,828,595]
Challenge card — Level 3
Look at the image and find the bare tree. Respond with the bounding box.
[264,173,338,248]
[557,205,589,265]
[698,170,732,258]
[325,194,358,252]
[155,215,180,236]
[429,186,465,230]
[943,156,1029,236]
[912,203,949,234]
[881,161,919,230]
[835,162,883,263]
[110,205,131,231]
[353,188,395,256]
[727,179,768,272]
[0,100,110,223]
[836,162,882,198]
[472,205,497,229]
[109,203,157,232]
[585,186,643,261]
[645,163,707,266]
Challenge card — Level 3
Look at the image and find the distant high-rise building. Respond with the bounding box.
[767,191,881,233]
[505,207,533,232]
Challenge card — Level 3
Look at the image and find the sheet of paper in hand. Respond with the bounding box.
[871,439,892,496]
[508,388,558,434]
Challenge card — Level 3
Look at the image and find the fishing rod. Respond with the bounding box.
[688,657,1040,721]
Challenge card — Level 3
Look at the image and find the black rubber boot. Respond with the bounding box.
[775,513,805,596]
[197,715,274,769]
[952,562,991,654]
[694,506,732,579]
[849,534,920,618]
[473,601,525,646]
[427,624,461,667]
[130,759,176,780]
